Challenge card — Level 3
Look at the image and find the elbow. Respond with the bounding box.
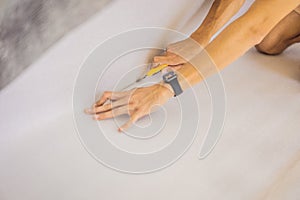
[238,12,274,45]
[247,24,269,45]
[238,1,287,46]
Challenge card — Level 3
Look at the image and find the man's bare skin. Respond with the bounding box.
[256,5,300,55]
[152,0,246,66]
[86,0,300,131]
[153,1,300,66]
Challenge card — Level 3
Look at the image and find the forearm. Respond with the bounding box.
[191,0,245,46]
[163,0,300,94]
[206,0,300,68]
[173,13,266,91]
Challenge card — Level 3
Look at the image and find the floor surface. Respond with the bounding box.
[0,0,299,199]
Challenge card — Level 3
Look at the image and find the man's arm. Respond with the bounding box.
[88,0,300,131]
[191,0,245,46]
[165,0,300,91]
[153,0,245,66]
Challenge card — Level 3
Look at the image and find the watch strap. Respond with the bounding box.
[169,77,183,96]
[163,71,183,97]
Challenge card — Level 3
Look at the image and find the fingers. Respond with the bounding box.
[118,112,140,132]
[152,54,185,66]
[85,97,129,114]
[171,65,182,71]
[94,91,129,107]
[93,104,134,120]
[94,91,112,106]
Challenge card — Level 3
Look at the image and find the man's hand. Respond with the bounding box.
[152,38,203,67]
[151,0,246,69]
[85,83,173,132]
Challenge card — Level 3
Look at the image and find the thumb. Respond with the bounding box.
[118,112,139,132]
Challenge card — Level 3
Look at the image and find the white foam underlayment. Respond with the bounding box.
[0,0,300,199]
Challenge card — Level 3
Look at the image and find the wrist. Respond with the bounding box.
[157,82,174,98]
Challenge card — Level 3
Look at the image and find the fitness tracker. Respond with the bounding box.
[162,71,183,97]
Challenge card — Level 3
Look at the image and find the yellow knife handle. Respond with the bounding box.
[146,64,168,77]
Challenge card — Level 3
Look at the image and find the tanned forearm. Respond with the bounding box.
[191,0,245,46]
[206,0,300,68]
[162,0,300,93]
